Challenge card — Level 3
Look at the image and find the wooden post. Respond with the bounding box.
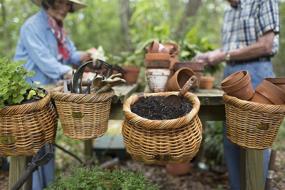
[240,148,264,190]
[9,156,32,190]
[84,140,93,161]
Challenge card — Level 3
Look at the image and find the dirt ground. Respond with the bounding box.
[1,149,285,190]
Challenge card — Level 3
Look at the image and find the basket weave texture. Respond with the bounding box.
[224,94,285,149]
[0,93,57,156]
[122,92,202,165]
[51,89,114,140]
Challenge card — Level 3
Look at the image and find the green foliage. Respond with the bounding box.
[46,167,159,190]
[203,121,224,167]
[180,27,224,75]
[0,58,45,108]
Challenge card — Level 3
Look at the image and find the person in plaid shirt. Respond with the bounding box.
[197,0,279,189]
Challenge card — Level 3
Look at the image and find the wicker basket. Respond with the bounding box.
[122,92,202,165]
[0,93,57,156]
[224,94,285,149]
[51,88,114,140]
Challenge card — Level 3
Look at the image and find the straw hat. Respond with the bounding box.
[32,0,86,11]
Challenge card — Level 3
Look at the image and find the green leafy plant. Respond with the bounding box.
[46,167,159,190]
[0,58,45,108]
[180,28,224,75]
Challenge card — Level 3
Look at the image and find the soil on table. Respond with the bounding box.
[131,96,192,120]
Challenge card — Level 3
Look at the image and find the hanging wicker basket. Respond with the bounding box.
[224,94,285,149]
[122,92,202,165]
[0,92,57,156]
[51,88,114,140]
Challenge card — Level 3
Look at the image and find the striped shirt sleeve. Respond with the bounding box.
[258,0,279,34]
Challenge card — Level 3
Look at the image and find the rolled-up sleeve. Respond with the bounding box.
[258,0,279,35]
[21,25,71,80]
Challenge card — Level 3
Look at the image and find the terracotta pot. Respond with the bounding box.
[199,76,215,89]
[173,61,205,73]
[167,67,198,91]
[146,69,171,92]
[122,66,140,84]
[221,71,244,87]
[221,71,254,100]
[251,91,272,104]
[251,80,285,104]
[163,42,179,57]
[148,40,160,53]
[166,163,192,176]
[265,78,285,92]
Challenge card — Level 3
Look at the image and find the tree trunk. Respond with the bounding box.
[174,0,202,40]
[119,0,132,51]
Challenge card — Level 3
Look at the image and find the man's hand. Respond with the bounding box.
[194,50,226,66]
[206,49,226,65]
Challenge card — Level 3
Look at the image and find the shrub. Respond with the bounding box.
[46,167,159,190]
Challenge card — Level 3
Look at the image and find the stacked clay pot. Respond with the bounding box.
[251,79,285,104]
[221,71,254,100]
[145,40,180,92]
[221,71,285,105]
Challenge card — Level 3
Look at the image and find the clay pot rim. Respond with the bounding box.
[256,80,285,104]
[145,52,171,61]
[221,71,251,93]
[265,77,285,84]
[146,68,171,76]
[221,71,245,87]
[200,76,215,81]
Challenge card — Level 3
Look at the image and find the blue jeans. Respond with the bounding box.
[223,61,274,190]
[32,154,55,190]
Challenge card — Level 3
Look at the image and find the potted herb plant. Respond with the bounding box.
[0,58,57,156]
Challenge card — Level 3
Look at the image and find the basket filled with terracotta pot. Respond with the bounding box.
[122,76,203,164]
[221,71,285,149]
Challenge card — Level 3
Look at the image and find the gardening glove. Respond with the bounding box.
[63,69,73,80]
[80,51,92,62]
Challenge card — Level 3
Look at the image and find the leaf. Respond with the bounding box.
[27,89,37,100]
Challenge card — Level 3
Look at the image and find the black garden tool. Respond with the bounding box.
[11,143,54,190]
[164,75,197,108]
[72,59,124,94]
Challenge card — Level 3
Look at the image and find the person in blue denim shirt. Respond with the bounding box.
[14,0,91,189]
[14,0,91,85]
[197,0,279,189]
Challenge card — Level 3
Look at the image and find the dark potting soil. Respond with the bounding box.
[131,96,193,120]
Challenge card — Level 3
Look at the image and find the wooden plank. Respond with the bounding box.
[9,156,32,190]
[240,149,264,190]
[84,140,93,160]
[112,84,139,103]
[194,89,224,106]
[94,120,124,149]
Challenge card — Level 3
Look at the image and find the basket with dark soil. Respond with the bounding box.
[122,92,202,165]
